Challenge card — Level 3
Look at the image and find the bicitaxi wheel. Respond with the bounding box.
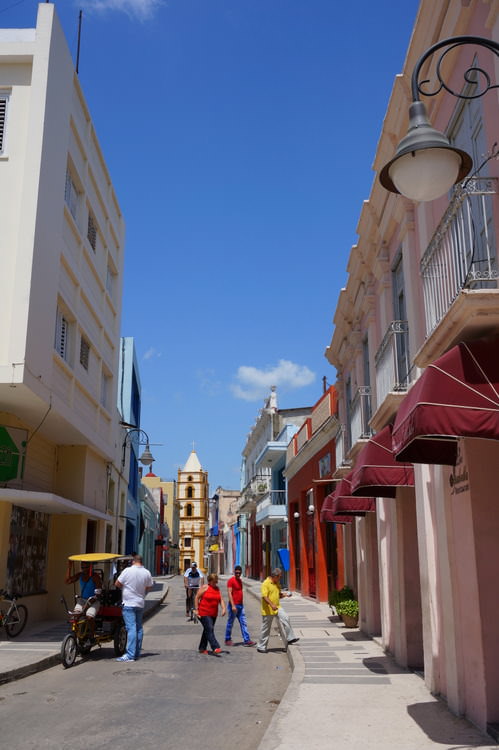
[61,633,78,668]
[113,622,127,656]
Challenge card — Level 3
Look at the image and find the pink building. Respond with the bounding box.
[325,0,499,734]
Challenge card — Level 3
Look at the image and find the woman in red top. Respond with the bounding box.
[194,573,226,654]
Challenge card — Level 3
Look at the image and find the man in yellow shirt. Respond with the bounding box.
[257,568,299,653]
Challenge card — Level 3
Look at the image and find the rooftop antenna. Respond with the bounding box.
[76,10,82,75]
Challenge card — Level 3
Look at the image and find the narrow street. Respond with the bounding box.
[0,576,290,750]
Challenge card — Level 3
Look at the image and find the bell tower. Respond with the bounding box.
[177,450,208,572]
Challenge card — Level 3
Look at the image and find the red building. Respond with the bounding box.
[286,387,345,602]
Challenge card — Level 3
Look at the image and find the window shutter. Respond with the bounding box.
[87,213,97,251]
[55,310,68,360]
[0,97,7,154]
[65,170,78,219]
[80,336,90,370]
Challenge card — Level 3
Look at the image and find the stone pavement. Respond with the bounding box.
[0,576,170,685]
[240,578,498,750]
[1,574,497,749]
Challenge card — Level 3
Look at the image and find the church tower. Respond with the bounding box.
[178,450,208,572]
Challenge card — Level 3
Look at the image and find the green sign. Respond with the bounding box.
[0,426,27,482]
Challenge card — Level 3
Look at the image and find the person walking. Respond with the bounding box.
[115,554,153,662]
[224,565,255,647]
[257,567,299,653]
[194,573,226,655]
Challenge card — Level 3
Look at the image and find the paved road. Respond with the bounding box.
[0,576,290,750]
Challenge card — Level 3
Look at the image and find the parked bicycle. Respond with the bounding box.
[0,589,28,637]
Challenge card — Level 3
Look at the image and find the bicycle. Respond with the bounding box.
[185,586,199,623]
[0,589,28,637]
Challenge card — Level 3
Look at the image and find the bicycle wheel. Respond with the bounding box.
[61,633,77,668]
[114,622,127,656]
[5,604,28,637]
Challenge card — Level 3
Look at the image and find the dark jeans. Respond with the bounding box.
[198,615,220,651]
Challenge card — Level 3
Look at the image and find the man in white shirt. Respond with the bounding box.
[115,554,153,662]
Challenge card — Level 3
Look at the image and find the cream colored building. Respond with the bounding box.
[177,451,208,572]
[0,4,125,621]
[141,473,180,573]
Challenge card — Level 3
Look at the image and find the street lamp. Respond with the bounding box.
[121,427,155,470]
[379,36,499,201]
[115,427,155,553]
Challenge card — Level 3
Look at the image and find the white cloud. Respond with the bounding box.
[143,347,161,361]
[231,359,315,402]
[80,0,164,21]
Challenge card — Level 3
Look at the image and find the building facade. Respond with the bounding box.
[0,4,125,621]
[285,386,341,602]
[238,387,312,581]
[325,0,499,733]
[141,473,179,575]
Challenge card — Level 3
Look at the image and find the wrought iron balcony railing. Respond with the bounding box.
[374,321,410,403]
[420,177,498,336]
[350,386,372,445]
[334,423,350,470]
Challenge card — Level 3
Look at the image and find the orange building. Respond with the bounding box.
[285,387,342,602]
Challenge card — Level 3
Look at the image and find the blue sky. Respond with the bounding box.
[2,0,419,488]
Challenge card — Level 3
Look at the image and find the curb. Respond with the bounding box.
[0,584,170,686]
[0,654,61,686]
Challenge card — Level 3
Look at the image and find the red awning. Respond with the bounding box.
[392,337,499,465]
[321,489,354,524]
[320,473,375,522]
[350,424,414,498]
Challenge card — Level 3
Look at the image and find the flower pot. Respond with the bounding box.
[341,614,358,628]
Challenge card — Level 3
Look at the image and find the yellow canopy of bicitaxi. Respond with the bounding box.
[68,553,125,563]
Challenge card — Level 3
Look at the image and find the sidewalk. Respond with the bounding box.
[241,578,498,750]
[0,576,170,685]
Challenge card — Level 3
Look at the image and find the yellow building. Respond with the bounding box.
[177,451,208,573]
[141,472,179,574]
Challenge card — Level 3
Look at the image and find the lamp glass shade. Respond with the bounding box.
[139,445,155,466]
[389,147,462,202]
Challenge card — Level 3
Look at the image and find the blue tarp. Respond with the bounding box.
[277,548,290,571]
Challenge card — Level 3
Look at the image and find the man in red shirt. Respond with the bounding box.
[224,565,256,646]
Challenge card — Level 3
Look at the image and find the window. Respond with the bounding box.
[0,92,9,155]
[64,169,79,219]
[186,503,193,517]
[106,264,116,297]
[186,486,193,498]
[184,537,192,548]
[80,336,90,370]
[87,212,97,251]
[55,308,72,363]
[101,372,111,409]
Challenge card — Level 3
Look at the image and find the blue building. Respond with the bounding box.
[117,337,143,555]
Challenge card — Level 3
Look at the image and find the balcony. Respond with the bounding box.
[416,177,499,366]
[371,321,409,430]
[237,475,269,513]
[256,489,287,526]
[334,424,351,478]
[350,386,372,449]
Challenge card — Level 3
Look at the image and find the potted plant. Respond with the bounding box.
[334,599,359,628]
[328,586,354,612]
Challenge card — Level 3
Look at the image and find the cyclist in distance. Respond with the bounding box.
[184,562,204,619]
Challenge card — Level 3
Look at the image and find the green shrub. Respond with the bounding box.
[334,599,359,618]
[328,586,354,608]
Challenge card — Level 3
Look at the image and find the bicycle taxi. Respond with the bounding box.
[61,553,131,668]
